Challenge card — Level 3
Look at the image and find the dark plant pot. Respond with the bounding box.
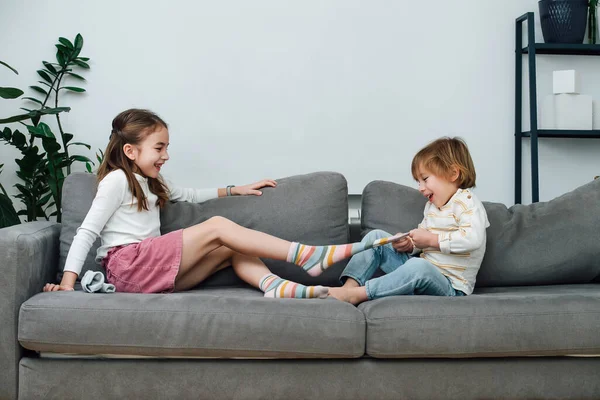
[538,0,589,43]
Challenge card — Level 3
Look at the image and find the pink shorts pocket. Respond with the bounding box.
[105,267,142,293]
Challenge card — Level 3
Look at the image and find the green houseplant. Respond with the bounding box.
[0,61,24,228]
[0,34,93,228]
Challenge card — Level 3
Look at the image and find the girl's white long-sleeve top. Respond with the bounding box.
[63,169,218,277]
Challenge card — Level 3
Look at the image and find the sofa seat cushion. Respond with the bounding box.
[19,288,365,358]
[361,284,600,358]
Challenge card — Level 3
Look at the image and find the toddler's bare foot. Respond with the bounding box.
[342,278,360,288]
[328,286,368,305]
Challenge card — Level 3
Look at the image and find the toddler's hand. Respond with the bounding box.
[233,179,277,196]
[392,236,414,253]
[409,228,438,249]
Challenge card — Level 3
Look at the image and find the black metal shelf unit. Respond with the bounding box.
[515,12,600,204]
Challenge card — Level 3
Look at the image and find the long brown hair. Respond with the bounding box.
[411,137,476,189]
[97,109,170,211]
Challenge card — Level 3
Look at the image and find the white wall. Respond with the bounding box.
[1,0,599,211]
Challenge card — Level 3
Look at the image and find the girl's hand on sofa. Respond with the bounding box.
[409,228,439,250]
[43,271,77,292]
[43,283,75,292]
[233,179,277,196]
[392,236,414,253]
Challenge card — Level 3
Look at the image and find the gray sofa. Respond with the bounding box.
[1,171,599,400]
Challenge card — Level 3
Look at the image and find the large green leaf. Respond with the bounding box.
[39,107,70,115]
[42,61,57,74]
[55,44,70,54]
[0,107,70,124]
[28,122,57,139]
[73,34,84,59]
[1,127,11,141]
[29,85,48,96]
[32,124,62,155]
[70,155,92,163]
[15,153,44,173]
[22,96,43,105]
[67,141,91,149]
[0,87,24,99]
[36,192,53,207]
[61,86,85,92]
[37,70,53,83]
[46,167,61,203]
[14,183,30,196]
[27,124,45,137]
[11,130,27,148]
[0,193,21,228]
[72,60,90,69]
[56,51,66,67]
[96,148,104,164]
[58,37,74,49]
[67,72,86,81]
[63,133,74,144]
[0,61,19,74]
[42,138,61,153]
[56,160,72,169]
[0,114,29,125]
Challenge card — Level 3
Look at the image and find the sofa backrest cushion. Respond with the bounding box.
[361,179,600,287]
[361,180,427,237]
[60,171,350,287]
[59,173,103,280]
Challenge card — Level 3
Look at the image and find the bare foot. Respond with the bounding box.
[342,278,360,288]
[328,286,368,305]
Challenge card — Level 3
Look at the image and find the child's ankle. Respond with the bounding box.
[342,278,360,288]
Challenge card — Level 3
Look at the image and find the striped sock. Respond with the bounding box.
[259,273,329,299]
[287,235,400,277]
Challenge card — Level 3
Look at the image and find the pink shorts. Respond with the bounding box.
[103,229,183,293]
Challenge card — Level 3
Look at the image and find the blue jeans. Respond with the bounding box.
[340,229,465,300]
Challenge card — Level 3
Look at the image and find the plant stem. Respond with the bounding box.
[41,70,61,108]
[54,73,70,174]
[593,6,597,44]
[28,66,62,149]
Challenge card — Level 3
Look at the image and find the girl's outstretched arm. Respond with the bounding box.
[223,179,277,197]
[168,178,277,202]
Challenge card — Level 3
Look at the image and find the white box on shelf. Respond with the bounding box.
[541,94,592,129]
[553,70,579,94]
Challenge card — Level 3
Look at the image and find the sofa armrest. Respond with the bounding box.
[0,221,61,400]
